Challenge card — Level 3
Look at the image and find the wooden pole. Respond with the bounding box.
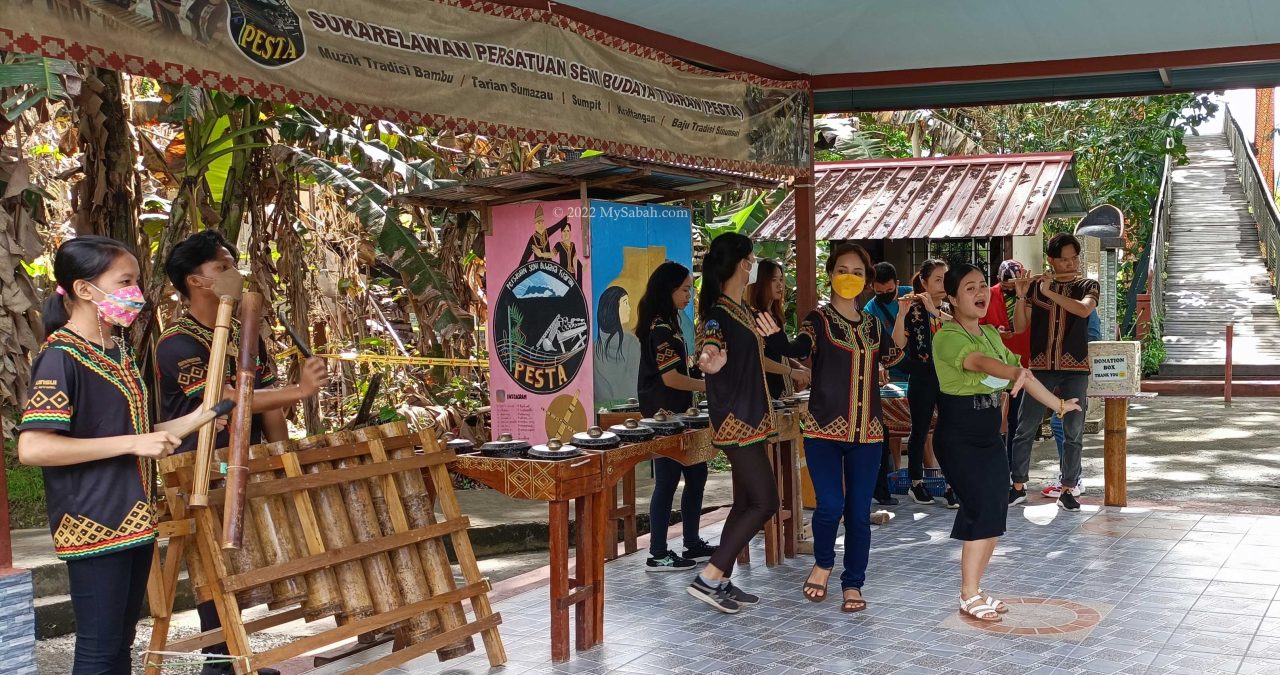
[1103,398,1128,507]
[795,90,818,315]
[189,297,236,507]
[222,291,262,548]
[1225,322,1235,403]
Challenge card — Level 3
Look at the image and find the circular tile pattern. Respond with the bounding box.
[960,597,1102,635]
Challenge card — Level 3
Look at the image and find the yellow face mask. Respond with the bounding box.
[831,273,865,300]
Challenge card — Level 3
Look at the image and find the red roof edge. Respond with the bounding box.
[815,152,1075,172]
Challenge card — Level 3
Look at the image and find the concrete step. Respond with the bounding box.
[1158,363,1280,379]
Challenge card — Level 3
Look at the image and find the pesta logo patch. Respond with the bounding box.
[228,0,306,68]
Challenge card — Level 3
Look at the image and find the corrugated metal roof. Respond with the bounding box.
[755,152,1082,241]
[392,153,779,211]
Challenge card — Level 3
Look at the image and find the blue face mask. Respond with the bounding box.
[981,374,1010,390]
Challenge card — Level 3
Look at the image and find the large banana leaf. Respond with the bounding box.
[271,144,390,232]
[0,55,80,121]
[377,214,466,331]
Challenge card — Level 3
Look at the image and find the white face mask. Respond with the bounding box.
[746,259,758,284]
[981,374,1010,390]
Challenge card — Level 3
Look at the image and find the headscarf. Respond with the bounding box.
[998,259,1025,282]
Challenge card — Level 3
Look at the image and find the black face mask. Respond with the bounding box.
[875,291,897,305]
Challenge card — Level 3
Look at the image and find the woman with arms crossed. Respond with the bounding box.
[635,262,718,571]
[931,264,1080,622]
[18,236,222,674]
[759,243,903,613]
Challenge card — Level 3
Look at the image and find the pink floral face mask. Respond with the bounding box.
[87,282,145,328]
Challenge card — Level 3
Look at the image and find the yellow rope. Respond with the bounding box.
[275,346,488,368]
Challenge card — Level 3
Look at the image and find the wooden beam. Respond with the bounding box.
[796,91,819,316]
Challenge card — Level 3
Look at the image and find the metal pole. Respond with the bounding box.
[1225,322,1235,403]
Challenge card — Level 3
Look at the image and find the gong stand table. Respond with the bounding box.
[450,453,606,663]
[736,406,802,567]
[596,411,644,560]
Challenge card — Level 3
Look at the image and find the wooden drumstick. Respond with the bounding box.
[222,291,262,550]
[189,272,241,507]
[171,399,235,440]
[276,309,313,358]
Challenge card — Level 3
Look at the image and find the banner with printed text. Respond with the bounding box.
[0,0,810,175]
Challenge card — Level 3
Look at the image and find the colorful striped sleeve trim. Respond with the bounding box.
[22,410,72,424]
[55,529,156,560]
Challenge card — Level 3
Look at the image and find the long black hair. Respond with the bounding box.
[42,236,136,338]
[635,261,691,342]
[698,232,753,322]
[595,285,628,362]
[911,258,947,294]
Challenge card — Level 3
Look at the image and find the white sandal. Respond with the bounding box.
[959,594,1002,622]
[977,588,1010,614]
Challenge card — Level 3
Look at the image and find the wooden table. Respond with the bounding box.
[450,454,605,663]
[1098,392,1157,507]
[595,412,643,560]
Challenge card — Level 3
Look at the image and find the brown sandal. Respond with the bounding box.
[841,589,867,613]
[802,566,830,602]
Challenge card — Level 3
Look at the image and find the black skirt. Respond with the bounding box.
[934,393,1008,541]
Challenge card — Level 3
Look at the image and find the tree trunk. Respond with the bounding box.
[72,68,138,241]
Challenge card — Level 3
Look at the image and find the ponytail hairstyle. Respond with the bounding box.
[698,232,753,322]
[912,258,947,295]
[636,261,691,342]
[746,259,785,323]
[42,235,136,338]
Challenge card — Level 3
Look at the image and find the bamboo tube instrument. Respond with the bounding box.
[189,269,243,508]
[222,290,262,550]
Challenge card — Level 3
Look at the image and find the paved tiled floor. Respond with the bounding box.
[319,502,1280,675]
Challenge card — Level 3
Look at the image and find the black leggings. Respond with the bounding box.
[708,443,779,577]
[66,543,153,675]
[649,458,709,557]
[907,369,940,481]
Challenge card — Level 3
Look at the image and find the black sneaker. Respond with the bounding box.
[874,491,900,506]
[682,539,718,562]
[646,552,697,572]
[1058,491,1082,512]
[687,577,740,614]
[723,581,759,605]
[1009,487,1027,505]
[909,482,935,505]
[943,488,959,509]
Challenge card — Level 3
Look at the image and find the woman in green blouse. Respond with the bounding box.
[932,264,1081,623]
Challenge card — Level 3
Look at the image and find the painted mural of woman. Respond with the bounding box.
[594,285,642,405]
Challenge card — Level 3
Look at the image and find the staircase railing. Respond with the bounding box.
[1224,103,1280,295]
[1145,137,1175,326]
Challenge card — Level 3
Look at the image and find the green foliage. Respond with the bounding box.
[0,54,78,121]
[1140,314,1167,377]
[5,426,47,528]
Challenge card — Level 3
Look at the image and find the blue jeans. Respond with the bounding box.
[66,543,153,675]
[804,437,881,590]
[1011,371,1089,487]
[648,458,709,556]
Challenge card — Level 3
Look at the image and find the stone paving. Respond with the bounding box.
[307,497,1280,675]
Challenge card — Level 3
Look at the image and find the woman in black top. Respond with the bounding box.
[687,233,776,615]
[747,259,810,398]
[762,243,903,612]
[18,237,218,674]
[635,262,717,571]
[892,258,958,508]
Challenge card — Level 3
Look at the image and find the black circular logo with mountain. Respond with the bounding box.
[228,0,306,68]
[494,261,590,394]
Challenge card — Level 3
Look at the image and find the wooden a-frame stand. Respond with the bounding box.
[143,429,506,674]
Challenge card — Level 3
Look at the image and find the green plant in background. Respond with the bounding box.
[1140,312,1167,377]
